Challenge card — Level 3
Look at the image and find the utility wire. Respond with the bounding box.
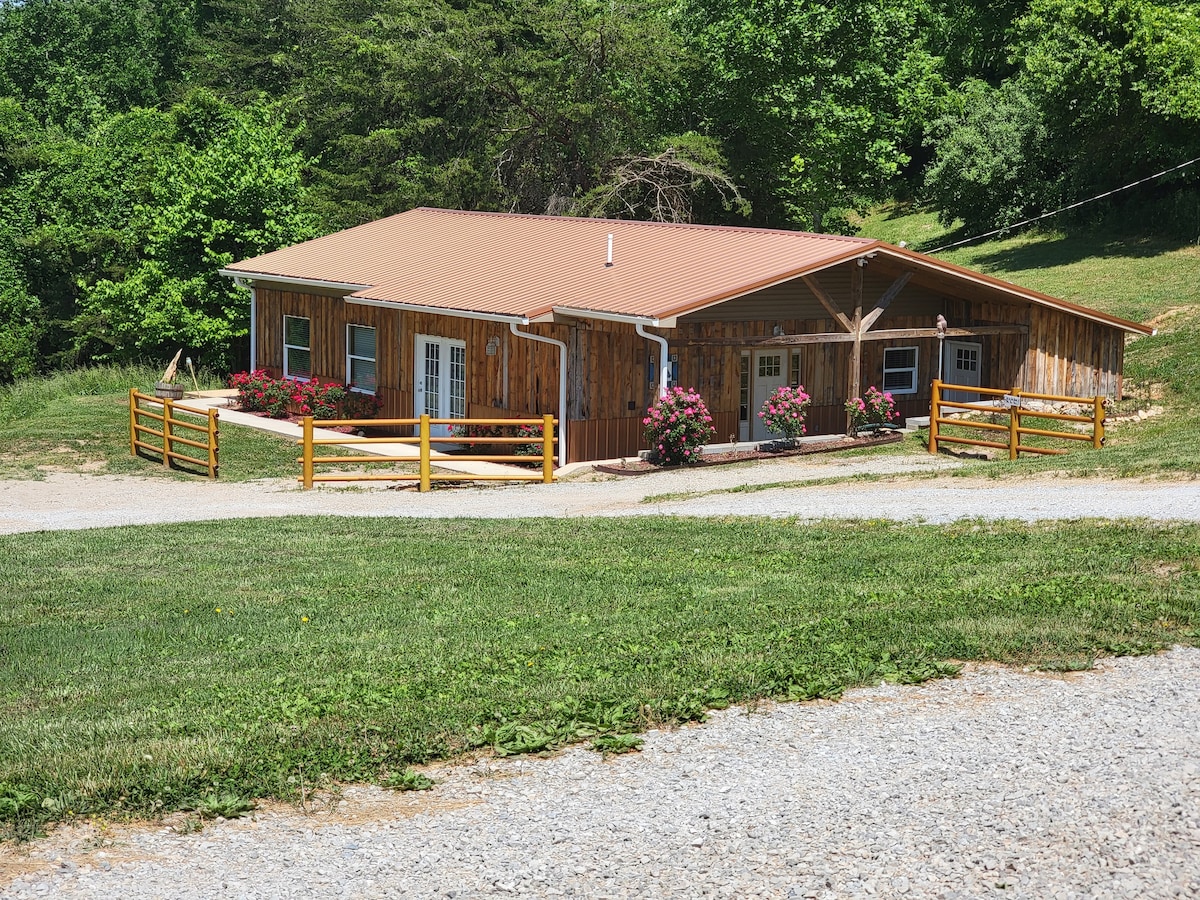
[926,154,1200,253]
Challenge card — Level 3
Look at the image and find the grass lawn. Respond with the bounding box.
[1,516,1196,838]
[0,365,399,482]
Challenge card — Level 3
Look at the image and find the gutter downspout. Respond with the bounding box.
[636,322,670,398]
[232,276,256,371]
[509,323,568,468]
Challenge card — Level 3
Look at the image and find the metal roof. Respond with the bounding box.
[222,207,1151,334]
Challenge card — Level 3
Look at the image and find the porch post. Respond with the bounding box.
[847,260,865,434]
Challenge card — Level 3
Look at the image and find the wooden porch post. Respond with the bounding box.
[847,261,864,434]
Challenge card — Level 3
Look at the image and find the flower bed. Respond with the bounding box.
[228,370,383,420]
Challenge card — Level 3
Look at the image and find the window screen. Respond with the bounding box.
[882,346,918,394]
[347,325,377,393]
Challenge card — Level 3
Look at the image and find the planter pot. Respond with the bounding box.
[154,381,185,400]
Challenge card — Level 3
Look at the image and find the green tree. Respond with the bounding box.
[676,0,943,231]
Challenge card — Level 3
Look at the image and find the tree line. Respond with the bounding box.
[0,0,1197,379]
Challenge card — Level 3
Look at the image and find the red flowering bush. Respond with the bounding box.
[758,385,811,439]
[228,371,380,420]
[642,386,715,466]
[845,385,899,431]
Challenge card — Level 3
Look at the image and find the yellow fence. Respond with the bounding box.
[129,389,220,478]
[928,380,1106,459]
[298,414,557,490]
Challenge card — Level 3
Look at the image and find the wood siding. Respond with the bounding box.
[253,253,1129,463]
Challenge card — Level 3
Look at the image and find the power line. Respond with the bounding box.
[926,154,1200,254]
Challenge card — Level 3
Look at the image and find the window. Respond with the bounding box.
[347,324,377,393]
[757,354,781,378]
[790,351,801,387]
[283,315,311,380]
[882,346,918,394]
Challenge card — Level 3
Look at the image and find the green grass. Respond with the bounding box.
[0,516,1196,838]
[0,365,370,482]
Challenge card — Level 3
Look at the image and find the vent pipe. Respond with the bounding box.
[606,234,613,267]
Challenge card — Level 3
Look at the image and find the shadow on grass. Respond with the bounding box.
[955,231,1193,274]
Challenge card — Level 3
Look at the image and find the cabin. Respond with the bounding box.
[220,208,1152,464]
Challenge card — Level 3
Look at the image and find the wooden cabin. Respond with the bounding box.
[222,208,1151,464]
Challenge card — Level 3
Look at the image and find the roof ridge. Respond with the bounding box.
[411,207,876,243]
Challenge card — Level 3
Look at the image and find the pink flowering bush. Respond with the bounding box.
[757,385,811,439]
[845,385,899,431]
[642,386,715,466]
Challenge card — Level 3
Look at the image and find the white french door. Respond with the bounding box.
[750,349,788,441]
[414,334,467,437]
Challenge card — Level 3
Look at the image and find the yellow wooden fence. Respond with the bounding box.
[928,380,1106,459]
[129,389,220,478]
[298,414,557,490]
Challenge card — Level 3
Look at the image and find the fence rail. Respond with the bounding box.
[928,380,1106,460]
[129,389,219,478]
[299,414,557,490]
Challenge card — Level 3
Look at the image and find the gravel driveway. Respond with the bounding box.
[2,462,1197,898]
[2,455,1200,533]
[3,650,1197,899]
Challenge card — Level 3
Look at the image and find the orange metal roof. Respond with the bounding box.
[223,207,1151,334]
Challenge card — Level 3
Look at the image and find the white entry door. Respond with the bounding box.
[415,334,467,437]
[943,340,982,403]
[750,349,788,441]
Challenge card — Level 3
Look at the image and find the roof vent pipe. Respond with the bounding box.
[606,234,613,267]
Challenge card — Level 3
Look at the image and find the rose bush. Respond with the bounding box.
[229,370,381,419]
[845,385,899,431]
[643,386,715,466]
[757,384,811,439]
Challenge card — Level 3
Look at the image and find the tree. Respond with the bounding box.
[922,79,1059,231]
[676,0,944,231]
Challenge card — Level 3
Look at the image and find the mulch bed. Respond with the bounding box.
[593,430,904,476]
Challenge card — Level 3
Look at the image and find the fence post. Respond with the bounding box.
[928,380,940,454]
[1009,396,1019,460]
[208,410,219,479]
[419,414,432,492]
[1093,396,1105,449]
[542,414,555,484]
[129,388,137,457]
[301,416,314,489]
[162,398,173,469]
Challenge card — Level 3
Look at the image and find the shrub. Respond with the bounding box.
[845,385,899,431]
[757,385,811,439]
[228,371,376,420]
[642,386,715,466]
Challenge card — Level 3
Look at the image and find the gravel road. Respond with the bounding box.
[2,456,1199,533]
[3,649,1197,899]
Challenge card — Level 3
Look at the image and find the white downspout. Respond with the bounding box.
[509,323,568,468]
[636,322,670,398]
[232,276,256,371]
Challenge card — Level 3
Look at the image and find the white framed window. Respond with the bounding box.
[883,346,919,394]
[283,315,311,381]
[346,324,377,393]
[789,351,801,387]
[739,352,750,424]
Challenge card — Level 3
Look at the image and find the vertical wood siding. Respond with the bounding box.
[254,262,1129,463]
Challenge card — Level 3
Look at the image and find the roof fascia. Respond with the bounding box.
[217,269,373,293]
[345,296,530,325]
[876,247,1153,335]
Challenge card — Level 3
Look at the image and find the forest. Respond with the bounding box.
[0,0,1197,379]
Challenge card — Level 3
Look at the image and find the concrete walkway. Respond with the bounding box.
[179,395,544,479]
